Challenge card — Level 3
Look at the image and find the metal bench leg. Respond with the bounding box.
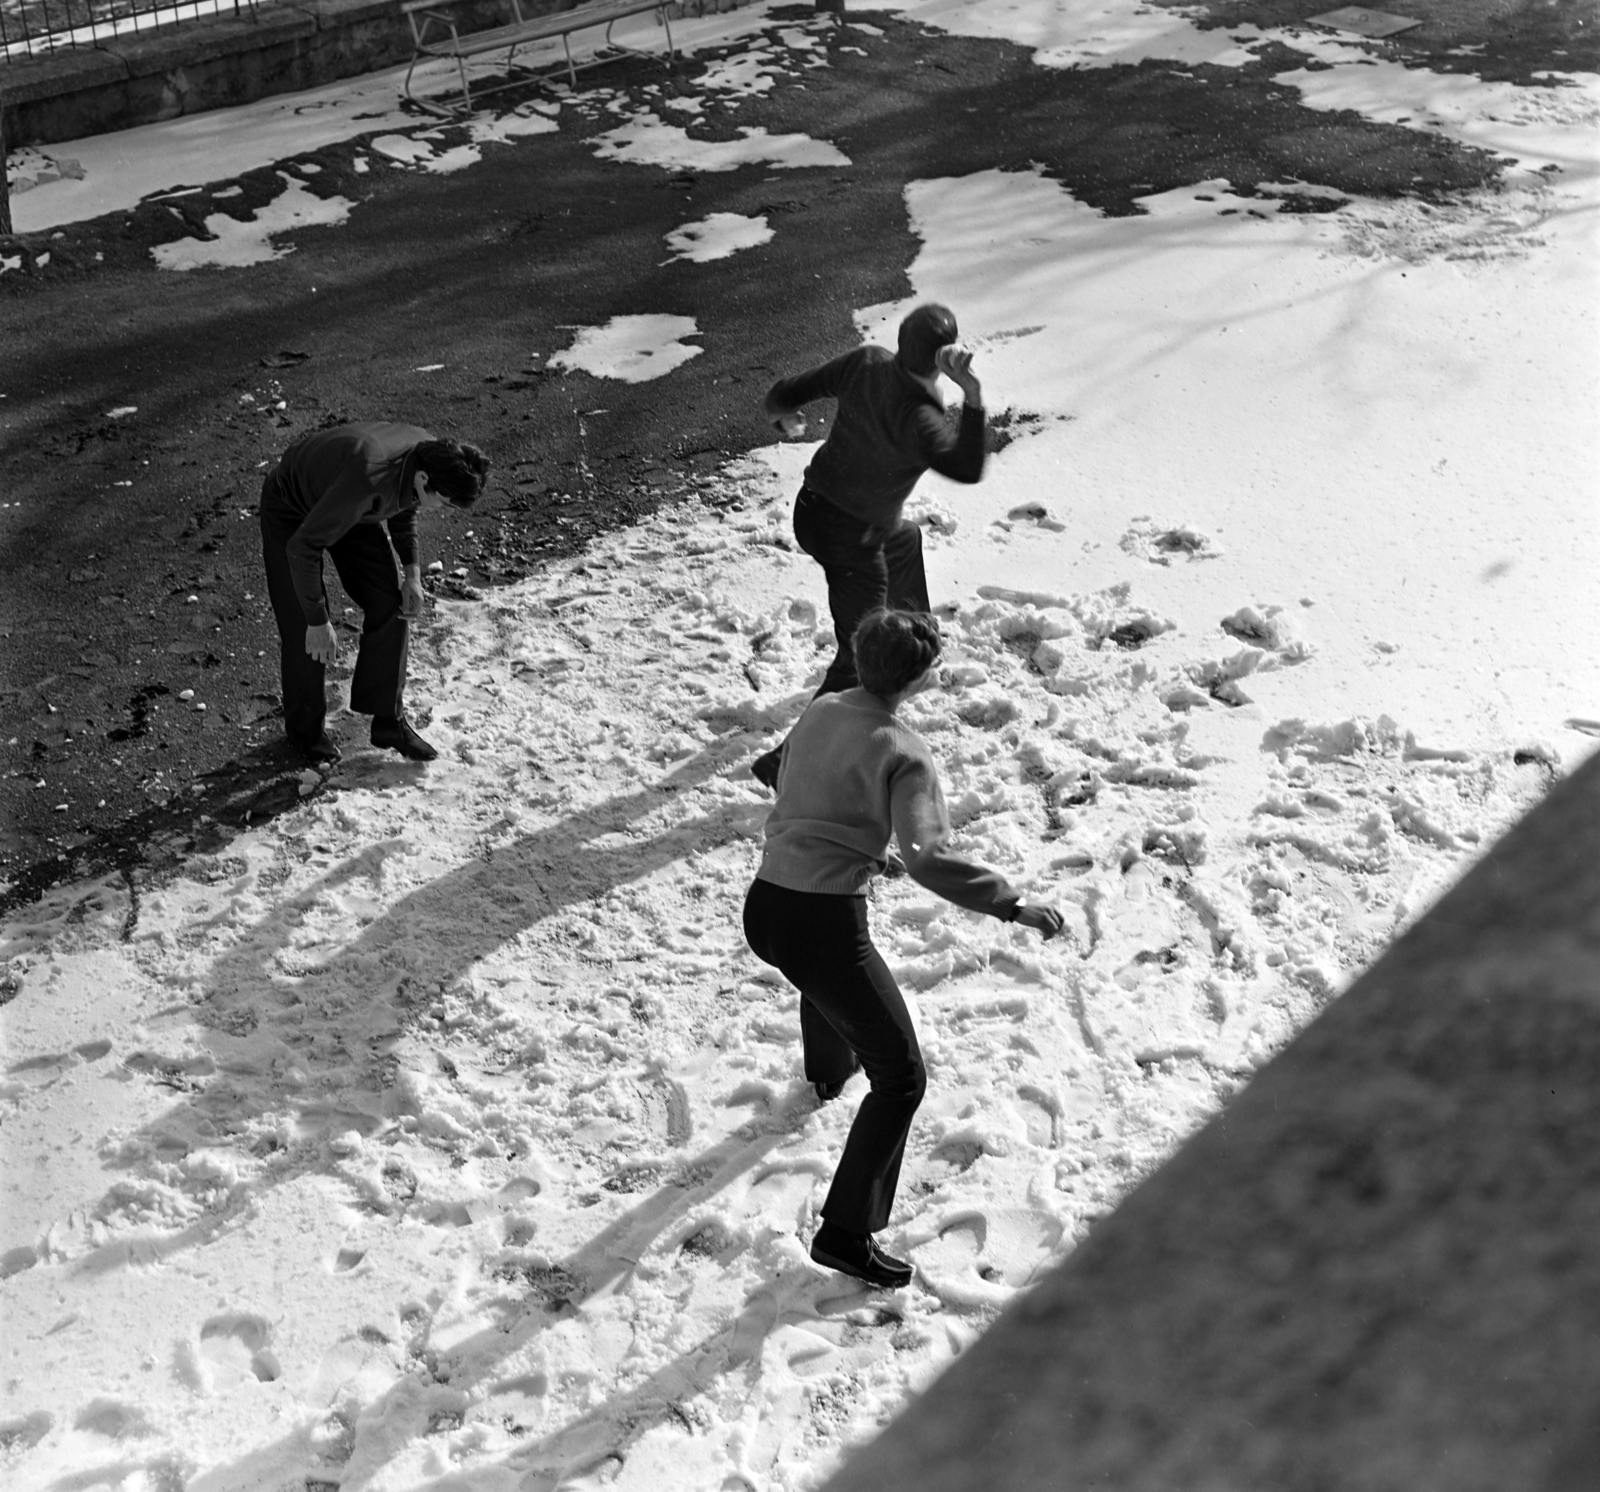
[457,52,473,116]
[563,32,577,87]
[660,5,674,70]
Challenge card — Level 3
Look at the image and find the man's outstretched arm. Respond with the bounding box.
[765,351,854,436]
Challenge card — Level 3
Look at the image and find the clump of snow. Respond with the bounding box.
[591,116,850,172]
[549,314,704,381]
[665,211,775,262]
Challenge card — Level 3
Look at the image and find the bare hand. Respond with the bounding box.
[935,345,981,398]
[1015,903,1065,940]
[400,574,426,620]
[773,412,807,439]
[305,622,339,665]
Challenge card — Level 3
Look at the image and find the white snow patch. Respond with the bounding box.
[591,115,849,172]
[665,211,775,262]
[844,159,1600,760]
[882,0,1270,68]
[699,47,782,95]
[1277,58,1600,182]
[370,134,437,165]
[151,176,352,270]
[550,314,704,381]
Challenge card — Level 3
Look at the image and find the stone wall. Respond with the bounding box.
[1,0,754,147]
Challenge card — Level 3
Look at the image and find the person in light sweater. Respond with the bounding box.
[743,608,1064,1289]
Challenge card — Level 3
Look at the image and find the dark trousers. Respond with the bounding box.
[743,878,927,1234]
[259,487,408,745]
[793,487,931,697]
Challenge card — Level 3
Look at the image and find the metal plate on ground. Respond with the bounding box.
[1306,7,1423,37]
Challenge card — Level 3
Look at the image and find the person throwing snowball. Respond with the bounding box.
[259,421,488,765]
[742,608,1064,1289]
[752,303,986,790]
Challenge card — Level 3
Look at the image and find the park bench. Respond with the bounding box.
[401,0,677,117]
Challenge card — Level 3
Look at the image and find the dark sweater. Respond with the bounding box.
[765,346,985,529]
[758,689,1020,920]
[262,422,430,626]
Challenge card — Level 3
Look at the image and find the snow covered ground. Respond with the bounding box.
[3,1,1599,1488]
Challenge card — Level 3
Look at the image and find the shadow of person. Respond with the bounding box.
[48,724,781,1282]
[178,1099,831,1492]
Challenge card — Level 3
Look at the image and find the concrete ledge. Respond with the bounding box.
[0,0,566,147]
[102,8,317,77]
[822,751,1600,1491]
[296,0,411,30]
[0,47,130,110]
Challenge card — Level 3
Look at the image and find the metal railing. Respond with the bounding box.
[1,0,261,60]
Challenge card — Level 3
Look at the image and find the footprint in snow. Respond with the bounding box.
[5,1037,109,1078]
[1100,615,1173,651]
[635,1073,693,1147]
[0,1411,52,1452]
[925,1135,985,1177]
[1003,501,1066,531]
[197,1313,280,1389]
[0,1244,38,1280]
[1015,1084,1063,1149]
[910,1207,1066,1308]
[1120,518,1221,565]
[74,1399,153,1439]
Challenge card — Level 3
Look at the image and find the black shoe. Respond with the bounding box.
[289,731,341,765]
[812,1058,860,1103]
[371,715,438,762]
[810,1222,913,1289]
[751,747,782,791]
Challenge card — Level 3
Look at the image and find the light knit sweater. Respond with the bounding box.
[757,690,1020,920]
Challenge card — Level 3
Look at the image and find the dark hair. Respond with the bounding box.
[853,609,942,698]
[415,439,490,507]
[896,303,958,376]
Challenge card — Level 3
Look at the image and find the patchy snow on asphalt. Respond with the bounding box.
[589,116,849,172]
[149,176,354,271]
[664,211,775,262]
[880,0,1271,68]
[4,0,1600,1489]
[549,314,705,381]
[6,1,789,234]
[1279,53,1600,180]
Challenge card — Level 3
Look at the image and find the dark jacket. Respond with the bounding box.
[262,422,430,625]
[766,346,985,529]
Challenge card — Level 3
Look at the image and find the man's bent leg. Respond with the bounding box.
[883,519,932,615]
[794,489,891,697]
[329,527,408,720]
[259,500,329,747]
[331,528,436,761]
[753,491,888,786]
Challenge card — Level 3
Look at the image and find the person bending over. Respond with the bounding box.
[259,421,488,765]
[752,303,987,789]
[742,608,1063,1289]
